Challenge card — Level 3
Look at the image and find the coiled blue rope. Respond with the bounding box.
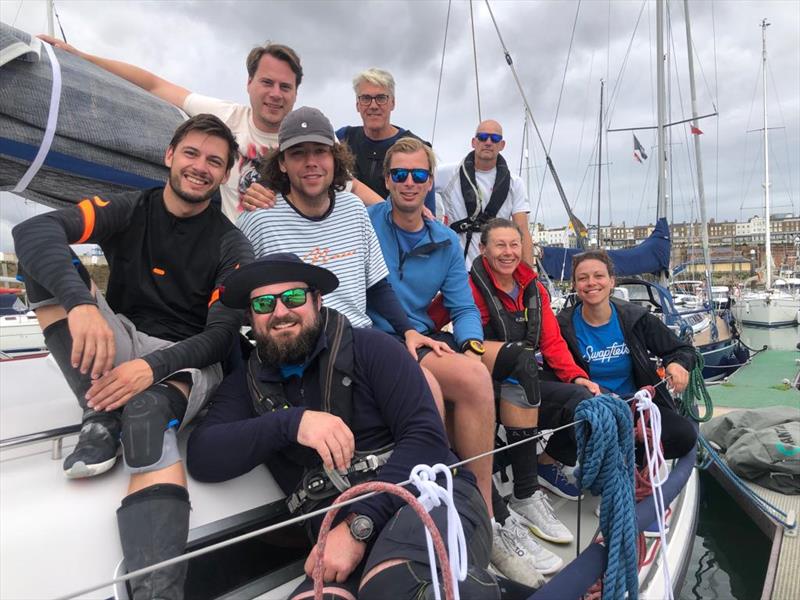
[576,394,639,600]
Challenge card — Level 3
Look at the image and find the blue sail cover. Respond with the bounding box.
[540,218,671,281]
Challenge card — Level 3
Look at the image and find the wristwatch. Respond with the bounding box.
[344,513,374,542]
[461,339,486,355]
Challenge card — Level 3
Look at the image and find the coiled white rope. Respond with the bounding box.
[634,387,673,600]
[410,463,468,600]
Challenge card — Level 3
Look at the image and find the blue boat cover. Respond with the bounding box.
[540,218,671,281]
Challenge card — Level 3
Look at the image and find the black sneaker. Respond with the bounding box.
[63,419,121,479]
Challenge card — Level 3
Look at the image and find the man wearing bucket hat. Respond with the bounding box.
[187,252,500,600]
[238,106,449,362]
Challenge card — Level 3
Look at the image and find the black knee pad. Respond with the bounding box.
[121,384,186,472]
[493,343,540,408]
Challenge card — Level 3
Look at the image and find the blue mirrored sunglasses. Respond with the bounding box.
[389,168,431,184]
[475,132,503,144]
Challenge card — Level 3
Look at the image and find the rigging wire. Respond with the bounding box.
[767,62,797,212]
[11,0,24,28]
[469,0,482,123]
[603,0,648,129]
[533,0,582,224]
[736,58,764,215]
[711,0,720,220]
[52,0,67,43]
[430,0,452,146]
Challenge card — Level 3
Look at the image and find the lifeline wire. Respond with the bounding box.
[51,419,585,600]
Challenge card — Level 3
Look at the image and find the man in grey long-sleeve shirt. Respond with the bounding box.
[12,114,253,600]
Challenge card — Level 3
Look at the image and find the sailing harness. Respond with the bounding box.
[470,258,543,406]
[245,308,393,515]
[448,151,512,259]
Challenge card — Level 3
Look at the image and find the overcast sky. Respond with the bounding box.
[1,0,798,252]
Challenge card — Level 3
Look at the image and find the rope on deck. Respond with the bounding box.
[575,394,639,600]
[680,350,715,423]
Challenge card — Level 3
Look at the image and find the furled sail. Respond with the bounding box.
[540,217,671,281]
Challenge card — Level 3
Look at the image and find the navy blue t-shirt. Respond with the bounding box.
[572,303,636,395]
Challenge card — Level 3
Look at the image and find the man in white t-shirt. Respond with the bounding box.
[435,120,534,268]
[38,37,380,221]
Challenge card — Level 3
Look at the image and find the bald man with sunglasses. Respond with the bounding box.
[435,120,534,268]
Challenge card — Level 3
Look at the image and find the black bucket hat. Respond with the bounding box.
[221,252,339,309]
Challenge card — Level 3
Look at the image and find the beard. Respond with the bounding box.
[168,170,218,205]
[255,310,323,366]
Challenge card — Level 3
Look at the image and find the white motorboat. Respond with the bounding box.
[733,289,799,327]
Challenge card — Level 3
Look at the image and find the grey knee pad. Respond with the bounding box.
[122,384,184,474]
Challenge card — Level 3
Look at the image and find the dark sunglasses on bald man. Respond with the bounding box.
[389,168,431,184]
[251,287,314,314]
[475,132,503,144]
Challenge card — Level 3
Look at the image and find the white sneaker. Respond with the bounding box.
[509,490,574,544]
[490,520,547,588]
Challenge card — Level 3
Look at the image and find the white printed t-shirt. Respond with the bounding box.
[237,191,389,327]
[183,93,278,223]
[435,162,530,267]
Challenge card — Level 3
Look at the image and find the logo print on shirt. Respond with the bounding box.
[304,247,356,265]
[584,342,630,364]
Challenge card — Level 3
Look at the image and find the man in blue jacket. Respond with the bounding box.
[368,138,561,586]
[187,253,499,599]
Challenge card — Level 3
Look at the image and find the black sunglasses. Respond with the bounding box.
[251,287,313,314]
[389,168,431,184]
[357,94,391,106]
[475,132,503,144]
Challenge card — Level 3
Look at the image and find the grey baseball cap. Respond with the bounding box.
[278,106,335,151]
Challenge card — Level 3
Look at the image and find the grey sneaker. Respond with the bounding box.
[63,420,120,479]
[491,520,547,588]
[509,490,574,544]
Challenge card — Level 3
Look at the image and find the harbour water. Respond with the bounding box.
[679,324,799,600]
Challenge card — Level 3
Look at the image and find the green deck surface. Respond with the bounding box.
[709,350,800,409]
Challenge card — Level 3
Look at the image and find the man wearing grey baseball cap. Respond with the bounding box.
[237,106,451,363]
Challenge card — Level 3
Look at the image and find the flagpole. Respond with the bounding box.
[684,0,715,336]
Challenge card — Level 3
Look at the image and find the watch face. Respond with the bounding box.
[469,340,485,354]
[350,515,374,541]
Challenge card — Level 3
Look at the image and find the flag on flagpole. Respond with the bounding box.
[633,134,648,163]
[690,125,704,135]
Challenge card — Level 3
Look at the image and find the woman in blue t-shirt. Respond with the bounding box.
[556,249,697,462]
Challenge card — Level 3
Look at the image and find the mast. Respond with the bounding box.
[656,0,668,221]
[761,18,772,289]
[47,0,55,37]
[597,79,604,247]
[683,0,715,322]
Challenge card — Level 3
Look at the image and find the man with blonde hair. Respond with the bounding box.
[337,68,436,212]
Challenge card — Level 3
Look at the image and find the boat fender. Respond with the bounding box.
[121,383,184,473]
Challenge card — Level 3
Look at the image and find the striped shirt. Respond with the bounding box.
[237,191,389,327]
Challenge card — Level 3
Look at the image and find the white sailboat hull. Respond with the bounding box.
[0,312,45,354]
[733,293,800,327]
